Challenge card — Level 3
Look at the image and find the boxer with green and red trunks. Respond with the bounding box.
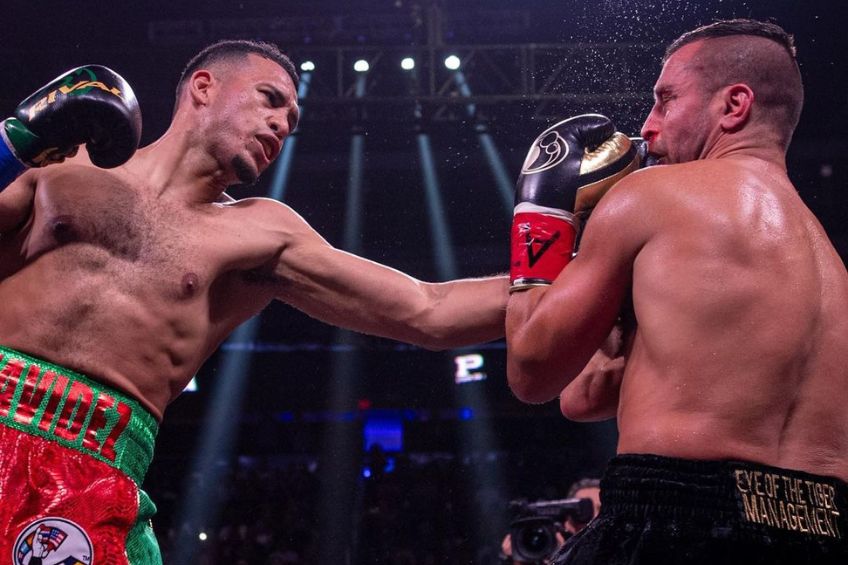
[0,41,509,563]
[0,345,160,565]
[0,62,150,565]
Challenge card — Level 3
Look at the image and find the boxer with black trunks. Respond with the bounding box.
[0,41,507,564]
[506,19,848,564]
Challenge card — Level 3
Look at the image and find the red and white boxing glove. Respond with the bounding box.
[510,114,639,292]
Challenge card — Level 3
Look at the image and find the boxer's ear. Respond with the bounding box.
[188,70,214,106]
[719,83,753,133]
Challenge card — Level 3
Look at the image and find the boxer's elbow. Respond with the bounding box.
[507,333,563,403]
[560,391,594,421]
[508,366,558,404]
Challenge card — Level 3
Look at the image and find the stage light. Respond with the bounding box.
[444,54,461,70]
[451,71,513,217]
[417,127,507,552]
[300,60,315,72]
[171,318,259,565]
[401,57,415,70]
[353,59,370,72]
[317,115,368,562]
[417,134,457,279]
[198,532,207,541]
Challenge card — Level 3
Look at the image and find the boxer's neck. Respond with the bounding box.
[699,127,787,170]
[128,123,235,203]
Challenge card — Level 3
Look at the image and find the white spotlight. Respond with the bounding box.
[354,59,370,72]
[444,55,461,70]
[198,532,208,541]
[401,57,415,70]
[300,60,315,72]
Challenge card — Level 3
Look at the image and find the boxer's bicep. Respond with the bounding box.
[0,170,36,234]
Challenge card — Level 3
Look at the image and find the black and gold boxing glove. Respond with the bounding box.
[510,114,639,292]
[0,65,142,188]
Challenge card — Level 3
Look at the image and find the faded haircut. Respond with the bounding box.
[174,39,299,112]
[665,19,804,147]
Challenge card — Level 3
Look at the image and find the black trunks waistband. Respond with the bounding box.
[601,454,847,542]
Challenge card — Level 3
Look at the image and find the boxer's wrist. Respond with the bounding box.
[0,119,28,189]
[510,205,577,292]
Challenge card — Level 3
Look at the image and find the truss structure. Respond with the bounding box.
[148,8,662,125]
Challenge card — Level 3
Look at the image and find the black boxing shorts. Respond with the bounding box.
[551,454,848,565]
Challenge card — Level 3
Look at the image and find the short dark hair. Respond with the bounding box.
[664,19,803,147]
[664,19,797,63]
[175,39,299,106]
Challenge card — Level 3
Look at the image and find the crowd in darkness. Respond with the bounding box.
[146,447,600,564]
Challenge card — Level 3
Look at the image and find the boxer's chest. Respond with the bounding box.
[32,167,147,260]
[20,167,237,298]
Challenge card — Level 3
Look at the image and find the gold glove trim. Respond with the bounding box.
[575,153,639,212]
[580,133,632,175]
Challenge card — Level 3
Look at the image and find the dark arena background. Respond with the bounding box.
[2,1,846,563]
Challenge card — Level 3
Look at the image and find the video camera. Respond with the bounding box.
[508,497,594,563]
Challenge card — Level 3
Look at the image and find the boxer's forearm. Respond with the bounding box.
[290,261,507,350]
[560,353,624,421]
[506,287,577,403]
[272,221,507,349]
[412,275,508,349]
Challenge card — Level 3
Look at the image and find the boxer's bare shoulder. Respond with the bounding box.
[0,168,36,234]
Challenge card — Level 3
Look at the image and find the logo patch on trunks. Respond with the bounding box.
[734,468,842,539]
[13,517,93,565]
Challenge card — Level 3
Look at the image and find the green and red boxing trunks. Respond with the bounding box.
[0,345,161,564]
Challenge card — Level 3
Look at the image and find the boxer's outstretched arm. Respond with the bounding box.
[506,176,651,403]
[264,201,508,350]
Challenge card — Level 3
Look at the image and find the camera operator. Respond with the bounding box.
[500,479,601,564]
